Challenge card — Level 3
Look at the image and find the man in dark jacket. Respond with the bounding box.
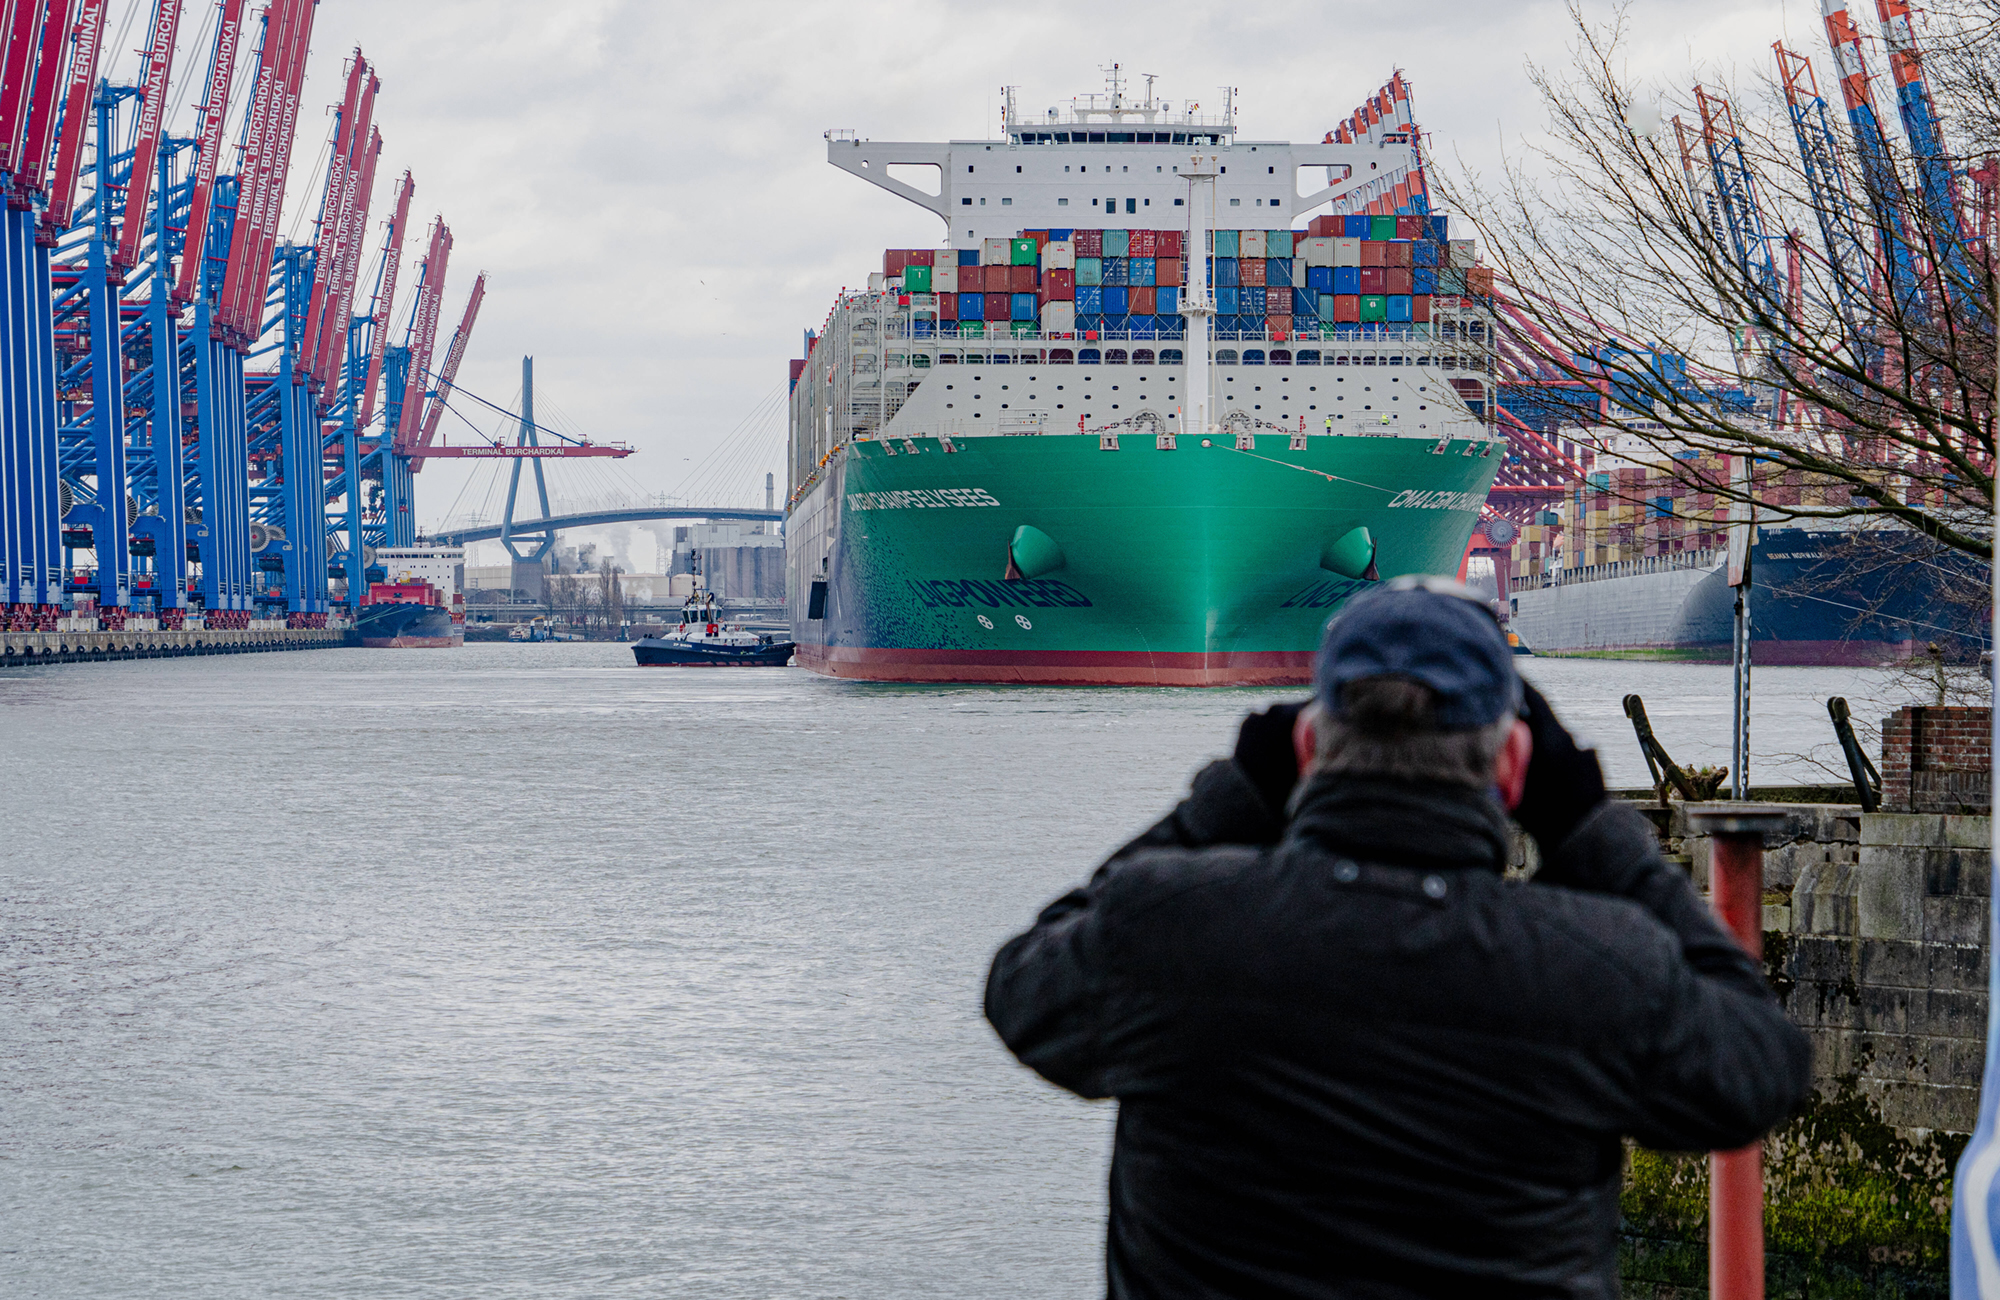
[985,579,1812,1299]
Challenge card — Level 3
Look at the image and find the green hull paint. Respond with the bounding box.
[787,432,1501,685]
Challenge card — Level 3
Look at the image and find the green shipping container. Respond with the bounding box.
[1360,293,1388,322]
[1212,230,1239,258]
[1266,230,1295,258]
[1010,320,1036,338]
[1011,238,1038,265]
[1075,257,1103,286]
[959,321,986,338]
[904,265,932,292]
[1102,229,1130,258]
[1369,216,1397,241]
[1317,292,1337,322]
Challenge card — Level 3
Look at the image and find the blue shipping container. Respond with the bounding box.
[1075,315,1104,334]
[1076,285,1103,313]
[1387,294,1413,322]
[1245,286,1267,314]
[959,292,985,320]
[1012,292,1038,321]
[1414,241,1438,267]
[959,248,981,266]
[1102,285,1129,315]
[1334,266,1359,294]
[1158,286,1180,314]
[1343,215,1371,238]
[1216,285,1239,315]
[1267,258,1293,287]
[1413,266,1436,295]
[1306,265,1334,292]
[1127,315,1156,336]
[1048,228,1074,241]
[1212,230,1239,257]
[1102,257,1127,286]
[1214,257,1239,287]
[1293,288,1316,316]
[1128,256,1155,286]
[1426,215,1448,241]
[1075,257,1103,286]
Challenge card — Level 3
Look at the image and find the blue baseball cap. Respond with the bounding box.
[1315,576,1522,731]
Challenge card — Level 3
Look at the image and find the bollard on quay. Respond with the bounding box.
[1683,803,1791,1300]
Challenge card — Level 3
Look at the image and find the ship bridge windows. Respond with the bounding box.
[1270,350,1291,365]
[1243,350,1266,365]
[1049,349,1074,363]
[1159,349,1184,363]
[1296,350,1320,364]
[1216,350,1239,364]
[1079,349,1102,364]
[1133,348,1155,364]
[1106,349,1128,364]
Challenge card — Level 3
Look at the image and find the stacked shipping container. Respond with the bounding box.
[877,216,1485,339]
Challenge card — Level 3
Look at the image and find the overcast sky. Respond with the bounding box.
[100,0,1853,561]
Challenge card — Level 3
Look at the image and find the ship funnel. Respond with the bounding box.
[1004,525,1066,581]
[1320,526,1380,582]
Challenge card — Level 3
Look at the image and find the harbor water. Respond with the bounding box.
[0,646,1937,1297]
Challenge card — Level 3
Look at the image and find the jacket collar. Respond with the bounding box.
[1283,772,1514,874]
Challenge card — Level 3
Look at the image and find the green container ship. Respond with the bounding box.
[786,74,1501,685]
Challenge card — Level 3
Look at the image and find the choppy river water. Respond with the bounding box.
[0,646,1938,1297]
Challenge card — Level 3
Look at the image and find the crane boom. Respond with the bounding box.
[1873,0,1984,313]
[172,0,243,305]
[13,0,77,203]
[41,0,103,234]
[355,168,409,429]
[234,0,315,338]
[215,0,290,337]
[1774,43,1874,355]
[0,0,49,177]
[1820,0,1925,319]
[411,270,484,469]
[297,51,364,387]
[311,122,378,400]
[111,0,183,276]
[390,216,450,453]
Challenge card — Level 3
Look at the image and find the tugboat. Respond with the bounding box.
[633,593,795,667]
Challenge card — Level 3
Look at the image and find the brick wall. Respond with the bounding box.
[1882,706,1991,815]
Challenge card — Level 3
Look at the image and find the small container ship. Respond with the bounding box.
[633,593,795,666]
[784,71,1503,685]
[351,546,465,648]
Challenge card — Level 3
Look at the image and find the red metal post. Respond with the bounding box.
[1686,803,1790,1300]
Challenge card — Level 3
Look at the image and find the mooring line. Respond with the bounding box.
[1214,443,1400,495]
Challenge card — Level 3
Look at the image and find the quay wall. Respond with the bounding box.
[0,626,345,664]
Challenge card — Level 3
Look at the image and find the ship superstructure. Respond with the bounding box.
[787,75,1502,685]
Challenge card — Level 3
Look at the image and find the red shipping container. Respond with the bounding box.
[1157,257,1183,287]
[1075,229,1104,256]
[1466,267,1495,295]
[1308,214,1341,237]
[985,292,1011,320]
[939,293,957,321]
[885,249,911,277]
[1130,285,1157,314]
[905,249,934,267]
[1395,215,1425,239]
[1268,315,1292,339]
[1359,266,1387,294]
[1385,267,1413,294]
[1157,230,1182,257]
[1023,230,1050,247]
[1359,241,1386,268]
[1333,294,1360,323]
[1385,242,1412,268]
[1129,229,1157,256]
[1009,264,1037,292]
[1042,268,1076,301]
[1239,258,1267,287]
[959,265,984,292]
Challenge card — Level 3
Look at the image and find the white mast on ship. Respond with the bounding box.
[1181,152,1220,440]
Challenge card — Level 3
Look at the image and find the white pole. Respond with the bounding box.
[1950,246,2000,1297]
[1182,154,1218,439]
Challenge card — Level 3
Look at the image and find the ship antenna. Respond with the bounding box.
[1182,151,1221,439]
